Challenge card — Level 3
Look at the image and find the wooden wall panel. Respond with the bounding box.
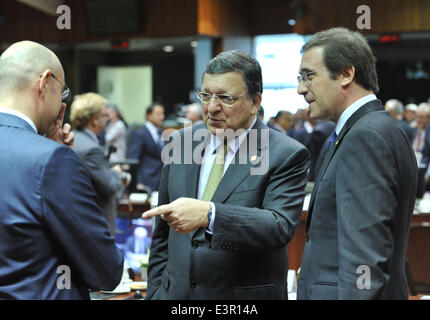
[3,0,430,45]
[197,0,249,37]
[0,0,61,43]
[288,0,430,35]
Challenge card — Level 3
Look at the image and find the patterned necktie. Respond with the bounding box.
[201,142,228,201]
[328,130,337,150]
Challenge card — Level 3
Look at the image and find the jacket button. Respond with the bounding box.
[192,240,199,249]
[190,281,197,288]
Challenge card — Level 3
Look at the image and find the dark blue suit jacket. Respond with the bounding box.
[298,100,417,299]
[127,124,163,191]
[0,113,123,299]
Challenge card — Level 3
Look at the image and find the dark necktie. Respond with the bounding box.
[328,130,337,150]
[157,129,164,147]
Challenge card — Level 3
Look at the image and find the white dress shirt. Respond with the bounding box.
[199,116,257,233]
[335,94,377,135]
[145,121,162,146]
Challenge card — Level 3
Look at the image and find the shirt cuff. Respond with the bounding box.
[205,202,216,235]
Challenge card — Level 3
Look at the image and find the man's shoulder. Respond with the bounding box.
[355,110,403,136]
[73,130,102,153]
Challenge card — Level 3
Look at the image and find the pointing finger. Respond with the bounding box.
[142,204,171,219]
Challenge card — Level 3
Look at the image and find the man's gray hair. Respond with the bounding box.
[385,99,404,116]
[204,50,263,98]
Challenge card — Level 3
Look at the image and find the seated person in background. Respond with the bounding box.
[105,104,127,163]
[0,41,122,299]
[385,98,415,143]
[128,103,165,192]
[70,93,130,237]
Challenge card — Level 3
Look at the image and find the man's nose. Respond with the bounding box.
[207,96,222,113]
[297,80,308,95]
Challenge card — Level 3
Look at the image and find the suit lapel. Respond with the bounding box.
[211,118,265,203]
[305,99,385,232]
[143,125,161,152]
[190,118,266,239]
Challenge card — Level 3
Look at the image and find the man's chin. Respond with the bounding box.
[207,126,226,136]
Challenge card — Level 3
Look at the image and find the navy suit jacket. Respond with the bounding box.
[0,113,123,299]
[127,124,163,191]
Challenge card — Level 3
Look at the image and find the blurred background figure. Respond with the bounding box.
[71,93,130,236]
[405,103,418,128]
[185,102,203,126]
[291,107,335,181]
[105,104,128,162]
[385,98,415,143]
[128,102,165,192]
[272,110,294,134]
[412,103,430,163]
[258,105,265,122]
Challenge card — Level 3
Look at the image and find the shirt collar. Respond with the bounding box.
[335,94,377,135]
[0,107,38,133]
[145,121,158,133]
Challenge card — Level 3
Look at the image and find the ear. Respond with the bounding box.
[250,93,262,115]
[39,69,51,100]
[339,66,355,88]
[90,113,99,126]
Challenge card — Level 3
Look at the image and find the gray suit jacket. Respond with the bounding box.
[298,100,418,300]
[73,130,122,236]
[147,118,310,300]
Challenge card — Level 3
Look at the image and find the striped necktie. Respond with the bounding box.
[201,142,228,201]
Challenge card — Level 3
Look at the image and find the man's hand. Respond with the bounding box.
[142,197,211,234]
[45,103,74,148]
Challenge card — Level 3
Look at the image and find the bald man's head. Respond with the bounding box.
[0,41,66,135]
[0,41,63,94]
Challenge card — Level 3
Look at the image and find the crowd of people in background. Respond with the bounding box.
[91,94,430,194]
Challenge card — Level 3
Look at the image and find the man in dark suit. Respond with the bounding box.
[297,28,417,299]
[70,93,130,237]
[142,50,310,300]
[128,103,165,192]
[0,41,123,299]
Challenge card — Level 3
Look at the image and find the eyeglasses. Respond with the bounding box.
[196,91,244,108]
[50,73,71,101]
[40,73,71,101]
[297,71,317,84]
